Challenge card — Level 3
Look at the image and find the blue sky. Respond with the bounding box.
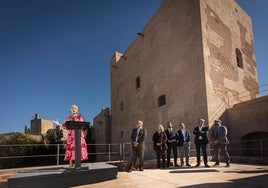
[0,0,267,133]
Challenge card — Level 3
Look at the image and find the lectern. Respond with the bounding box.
[65,121,90,168]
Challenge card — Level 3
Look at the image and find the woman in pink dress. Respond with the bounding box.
[63,104,88,167]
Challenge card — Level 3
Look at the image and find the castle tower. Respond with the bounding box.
[30,113,53,135]
[110,0,258,158]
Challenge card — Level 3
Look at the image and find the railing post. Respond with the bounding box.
[108,144,111,162]
[260,139,263,157]
[122,142,125,161]
[119,142,122,161]
[57,144,60,166]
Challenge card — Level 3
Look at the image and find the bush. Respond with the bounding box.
[0,132,49,169]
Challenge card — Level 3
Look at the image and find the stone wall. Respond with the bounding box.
[226,95,268,141]
[110,0,207,159]
[109,0,259,159]
[30,117,53,135]
[93,108,112,161]
[200,0,259,125]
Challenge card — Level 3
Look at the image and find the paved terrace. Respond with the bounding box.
[1,161,268,188]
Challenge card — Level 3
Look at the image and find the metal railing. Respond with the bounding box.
[0,142,132,168]
[0,139,267,169]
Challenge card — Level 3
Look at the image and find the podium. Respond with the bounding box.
[65,121,90,168]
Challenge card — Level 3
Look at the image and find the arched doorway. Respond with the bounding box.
[241,132,268,157]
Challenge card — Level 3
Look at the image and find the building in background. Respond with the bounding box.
[94,0,267,159]
[30,113,53,135]
[93,108,112,161]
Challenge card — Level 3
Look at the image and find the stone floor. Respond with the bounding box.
[1,162,268,188]
[74,163,268,188]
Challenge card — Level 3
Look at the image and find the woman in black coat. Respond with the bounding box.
[152,124,168,168]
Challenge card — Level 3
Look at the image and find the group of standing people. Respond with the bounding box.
[60,105,230,170]
[152,121,192,169]
[127,119,230,172]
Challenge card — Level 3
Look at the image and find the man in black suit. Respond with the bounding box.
[126,120,147,172]
[193,119,210,167]
[210,119,230,167]
[165,121,178,167]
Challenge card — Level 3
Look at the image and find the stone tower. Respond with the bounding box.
[110,0,258,158]
[30,113,53,135]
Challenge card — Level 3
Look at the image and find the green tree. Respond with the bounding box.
[45,129,63,144]
[24,125,31,134]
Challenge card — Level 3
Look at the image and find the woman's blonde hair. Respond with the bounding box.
[157,124,164,132]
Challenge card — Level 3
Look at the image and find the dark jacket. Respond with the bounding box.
[152,131,168,151]
[176,129,191,147]
[165,128,178,145]
[209,125,229,145]
[193,126,209,145]
[131,128,147,149]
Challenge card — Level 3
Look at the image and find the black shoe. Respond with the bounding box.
[186,163,191,167]
[139,167,144,171]
[204,164,210,167]
[226,162,230,167]
[213,163,219,167]
[195,163,200,167]
[174,164,180,167]
[126,168,132,172]
[166,164,170,168]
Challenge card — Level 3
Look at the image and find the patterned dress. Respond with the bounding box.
[64,115,88,161]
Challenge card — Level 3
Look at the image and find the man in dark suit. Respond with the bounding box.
[210,119,230,167]
[126,120,147,172]
[193,119,210,167]
[165,121,178,167]
[177,123,191,167]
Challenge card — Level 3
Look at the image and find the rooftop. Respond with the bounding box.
[1,162,268,188]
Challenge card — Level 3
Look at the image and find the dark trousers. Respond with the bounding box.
[166,142,178,165]
[195,144,208,164]
[127,146,144,170]
[156,149,166,168]
[213,143,230,164]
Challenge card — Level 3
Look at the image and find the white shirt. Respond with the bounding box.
[181,130,186,141]
[136,128,140,142]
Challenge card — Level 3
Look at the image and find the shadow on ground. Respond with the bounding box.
[177,173,268,188]
[170,169,218,173]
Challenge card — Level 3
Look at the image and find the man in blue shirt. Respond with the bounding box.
[177,123,191,167]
